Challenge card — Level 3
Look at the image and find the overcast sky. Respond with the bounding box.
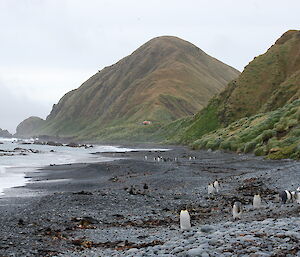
[0,0,299,132]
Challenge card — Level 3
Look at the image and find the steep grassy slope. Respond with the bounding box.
[170,30,300,144]
[192,99,300,160]
[20,36,239,140]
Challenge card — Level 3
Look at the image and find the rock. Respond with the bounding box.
[186,247,207,256]
[171,246,184,254]
[66,142,80,147]
[46,141,63,146]
[127,248,139,253]
[200,225,214,233]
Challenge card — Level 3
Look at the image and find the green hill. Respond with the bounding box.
[168,30,300,145]
[164,30,300,159]
[17,36,239,141]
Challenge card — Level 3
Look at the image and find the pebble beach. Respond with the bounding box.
[0,146,299,256]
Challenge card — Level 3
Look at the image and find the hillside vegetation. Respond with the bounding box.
[167,30,300,147]
[192,99,300,160]
[162,30,300,159]
[17,36,239,140]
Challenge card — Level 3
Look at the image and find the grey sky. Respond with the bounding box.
[0,0,299,132]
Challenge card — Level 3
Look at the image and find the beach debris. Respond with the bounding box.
[180,210,191,230]
[73,191,93,195]
[71,239,164,250]
[18,218,25,226]
[253,194,262,208]
[232,201,242,220]
[71,216,99,229]
[43,227,67,240]
[109,176,119,182]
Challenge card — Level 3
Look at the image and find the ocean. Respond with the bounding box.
[0,137,161,196]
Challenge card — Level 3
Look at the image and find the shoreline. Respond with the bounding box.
[0,142,170,198]
[0,146,300,256]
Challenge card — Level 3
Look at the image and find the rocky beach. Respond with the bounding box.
[0,146,300,257]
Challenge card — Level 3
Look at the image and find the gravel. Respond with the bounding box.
[0,147,299,256]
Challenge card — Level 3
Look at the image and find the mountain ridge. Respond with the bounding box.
[17,35,239,140]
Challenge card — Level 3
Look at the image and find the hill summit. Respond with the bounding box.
[17,36,239,140]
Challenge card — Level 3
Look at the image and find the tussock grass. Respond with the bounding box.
[191,100,300,160]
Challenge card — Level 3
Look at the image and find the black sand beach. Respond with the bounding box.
[0,146,300,256]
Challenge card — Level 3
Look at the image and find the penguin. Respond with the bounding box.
[279,190,292,204]
[232,201,242,220]
[294,191,300,204]
[143,183,149,194]
[253,194,261,208]
[208,183,215,195]
[144,156,147,160]
[180,210,191,230]
[213,180,220,193]
[128,185,137,195]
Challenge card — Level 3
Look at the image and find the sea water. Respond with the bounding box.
[0,137,165,196]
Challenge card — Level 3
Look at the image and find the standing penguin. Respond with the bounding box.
[253,194,261,208]
[213,180,220,193]
[143,183,149,194]
[279,190,292,204]
[208,183,215,195]
[180,210,191,230]
[294,191,300,204]
[232,201,242,220]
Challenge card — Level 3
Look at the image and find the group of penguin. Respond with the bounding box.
[232,187,300,220]
[144,155,197,163]
[180,181,300,231]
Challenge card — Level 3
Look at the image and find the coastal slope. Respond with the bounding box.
[167,30,300,159]
[169,30,300,142]
[16,36,239,140]
[15,116,45,138]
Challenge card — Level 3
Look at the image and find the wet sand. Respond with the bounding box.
[0,146,299,256]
